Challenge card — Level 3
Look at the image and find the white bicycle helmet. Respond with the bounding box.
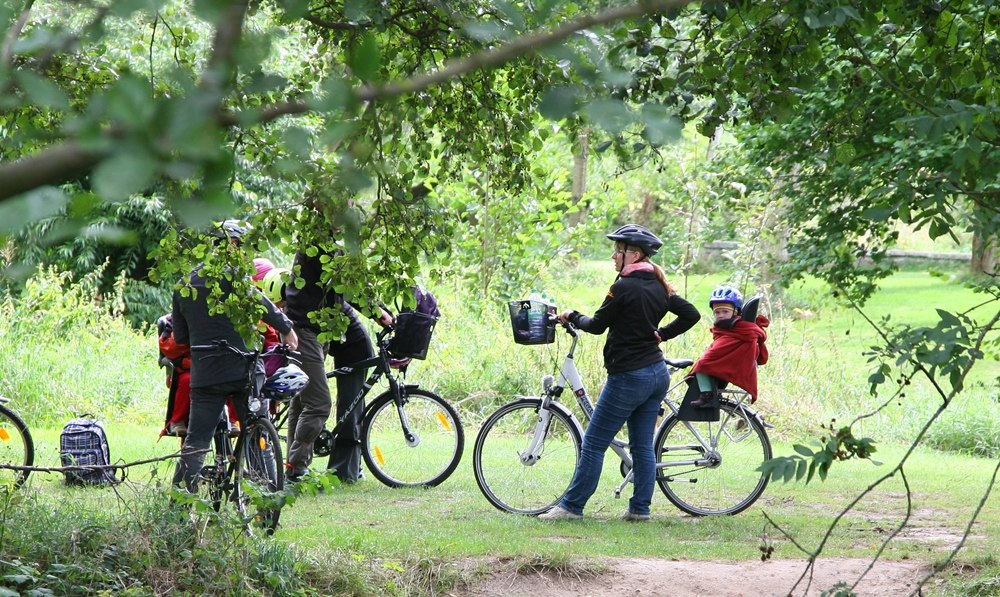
[262,364,309,401]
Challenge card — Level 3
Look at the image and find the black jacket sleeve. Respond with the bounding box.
[657,294,701,341]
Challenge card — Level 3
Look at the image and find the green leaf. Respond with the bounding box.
[314,76,354,112]
[92,151,158,201]
[348,33,381,81]
[282,0,310,20]
[0,188,69,234]
[538,87,580,121]
[640,104,683,145]
[14,70,69,110]
[344,0,372,21]
[793,444,814,457]
[282,126,313,158]
[584,99,632,134]
[464,21,510,42]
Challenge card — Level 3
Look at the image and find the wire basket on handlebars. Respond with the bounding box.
[387,311,438,360]
[508,297,557,345]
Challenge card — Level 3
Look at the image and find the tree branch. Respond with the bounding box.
[1,0,34,67]
[0,0,702,202]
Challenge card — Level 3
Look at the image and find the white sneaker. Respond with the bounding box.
[621,510,651,522]
[537,505,582,520]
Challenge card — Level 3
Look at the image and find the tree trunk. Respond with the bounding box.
[970,232,997,275]
[568,129,588,226]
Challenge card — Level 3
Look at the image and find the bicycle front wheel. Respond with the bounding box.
[473,399,582,515]
[362,388,464,487]
[233,418,285,535]
[655,400,771,516]
[0,404,33,491]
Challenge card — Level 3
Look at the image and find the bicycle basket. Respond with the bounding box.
[508,298,556,345]
[387,311,437,360]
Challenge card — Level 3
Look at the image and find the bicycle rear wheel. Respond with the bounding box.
[362,388,464,487]
[654,400,771,516]
[0,403,33,491]
[233,418,285,535]
[473,398,582,515]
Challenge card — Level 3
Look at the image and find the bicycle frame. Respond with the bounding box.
[529,322,765,500]
[319,327,425,455]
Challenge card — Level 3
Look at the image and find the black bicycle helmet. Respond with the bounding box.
[606,224,663,257]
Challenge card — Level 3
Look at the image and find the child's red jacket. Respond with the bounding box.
[690,316,769,402]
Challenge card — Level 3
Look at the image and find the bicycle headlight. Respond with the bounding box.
[542,375,554,392]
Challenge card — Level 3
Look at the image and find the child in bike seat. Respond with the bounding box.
[688,286,769,408]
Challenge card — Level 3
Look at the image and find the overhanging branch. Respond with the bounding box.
[0,0,703,203]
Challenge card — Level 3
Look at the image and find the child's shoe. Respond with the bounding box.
[690,392,717,409]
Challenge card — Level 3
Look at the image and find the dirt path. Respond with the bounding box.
[458,557,931,596]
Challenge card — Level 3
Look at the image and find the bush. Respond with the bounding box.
[0,265,163,426]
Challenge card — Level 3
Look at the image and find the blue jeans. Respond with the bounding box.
[558,360,669,516]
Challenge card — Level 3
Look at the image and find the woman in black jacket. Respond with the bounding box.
[539,224,700,521]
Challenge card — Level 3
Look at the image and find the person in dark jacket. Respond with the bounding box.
[539,224,700,522]
[283,245,392,483]
[170,221,299,492]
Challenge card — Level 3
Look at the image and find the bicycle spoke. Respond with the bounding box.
[363,389,463,487]
[473,399,582,515]
[655,402,771,516]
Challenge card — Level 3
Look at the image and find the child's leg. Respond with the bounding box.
[694,373,714,393]
[690,374,719,408]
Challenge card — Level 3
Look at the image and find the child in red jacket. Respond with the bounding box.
[689,286,769,407]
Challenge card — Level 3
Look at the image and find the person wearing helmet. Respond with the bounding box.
[539,224,701,522]
[283,240,393,485]
[687,285,769,409]
[169,255,299,493]
[213,219,249,245]
[252,258,291,310]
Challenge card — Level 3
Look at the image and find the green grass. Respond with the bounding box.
[13,425,1000,578]
[2,264,998,594]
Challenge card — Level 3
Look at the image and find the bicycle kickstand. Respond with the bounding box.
[613,472,632,499]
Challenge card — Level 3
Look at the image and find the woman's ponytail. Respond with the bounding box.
[652,262,675,297]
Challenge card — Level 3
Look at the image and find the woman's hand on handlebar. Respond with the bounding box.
[281,328,299,352]
[557,309,575,323]
[376,308,394,328]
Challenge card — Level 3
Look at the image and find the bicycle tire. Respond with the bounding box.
[361,388,464,487]
[190,427,232,532]
[654,399,771,516]
[473,398,582,515]
[233,418,285,535]
[0,403,34,491]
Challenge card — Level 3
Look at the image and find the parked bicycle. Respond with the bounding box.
[184,341,303,535]
[473,315,772,517]
[0,396,33,491]
[275,310,464,488]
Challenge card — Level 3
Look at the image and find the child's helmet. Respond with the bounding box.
[252,257,275,281]
[709,286,743,312]
[262,364,309,400]
[606,224,663,257]
[257,268,290,303]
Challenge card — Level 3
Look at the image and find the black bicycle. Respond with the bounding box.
[276,312,464,487]
[187,341,302,535]
[0,396,33,491]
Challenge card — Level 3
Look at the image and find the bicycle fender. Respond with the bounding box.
[512,396,583,432]
[723,398,769,426]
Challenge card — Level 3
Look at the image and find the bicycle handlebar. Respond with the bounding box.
[191,339,300,363]
[550,315,578,338]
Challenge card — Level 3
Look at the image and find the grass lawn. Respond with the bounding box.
[20,423,999,569]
